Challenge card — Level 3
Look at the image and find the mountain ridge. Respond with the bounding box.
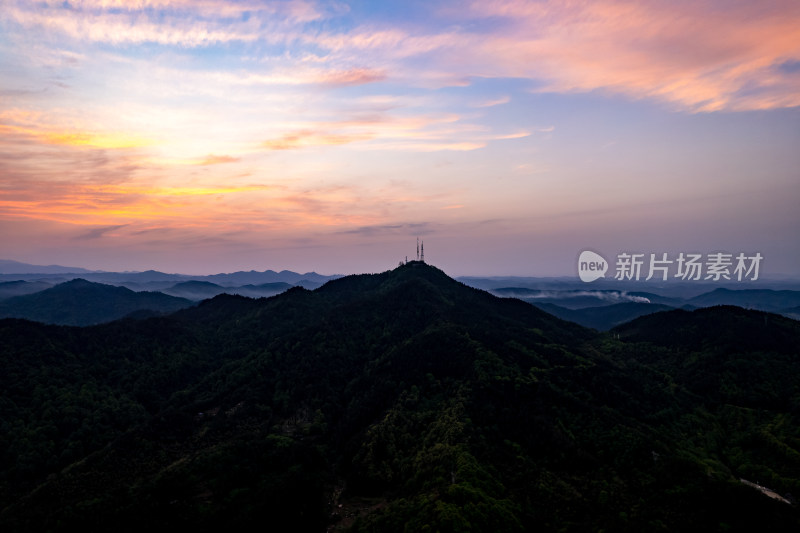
[0,263,798,531]
[0,278,193,326]
[0,259,95,275]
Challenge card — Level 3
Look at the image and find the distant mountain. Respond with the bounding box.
[1,263,799,531]
[0,280,53,300]
[0,262,340,288]
[201,269,336,286]
[235,281,295,297]
[0,279,193,326]
[0,259,94,275]
[163,280,296,300]
[626,291,685,306]
[293,279,323,290]
[492,288,661,309]
[532,301,675,330]
[163,280,229,300]
[461,275,800,297]
[782,306,800,320]
[489,286,800,328]
[85,270,190,284]
[251,281,295,291]
[687,288,800,312]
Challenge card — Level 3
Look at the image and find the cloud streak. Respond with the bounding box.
[74,224,128,240]
[259,113,493,152]
[6,7,261,47]
[4,0,330,47]
[456,0,800,112]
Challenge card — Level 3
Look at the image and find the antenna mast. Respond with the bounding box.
[416,237,420,261]
[420,240,425,262]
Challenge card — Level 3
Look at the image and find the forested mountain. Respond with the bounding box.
[492,287,800,330]
[686,288,800,312]
[0,279,194,325]
[1,263,798,532]
[531,301,675,330]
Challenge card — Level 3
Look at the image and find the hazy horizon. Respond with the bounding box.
[4,256,800,283]
[1,1,798,278]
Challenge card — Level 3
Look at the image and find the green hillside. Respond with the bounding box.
[1,263,798,531]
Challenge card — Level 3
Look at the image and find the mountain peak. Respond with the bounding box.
[315,261,455,295]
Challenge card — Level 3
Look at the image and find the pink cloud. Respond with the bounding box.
[262,129,375,150]
[197,154,240,165]
[259,112,492,152]
[302,1,799,111]
[473,96,510,108]
[314,67,387,87]
[455,0,800,111]
[213,67,385,88]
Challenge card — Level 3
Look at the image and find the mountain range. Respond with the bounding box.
[1,262,798,531]
[3,276,799,329]
[0,260,336,286]
[0,259,95,275]
[0,261,340,325]
[489,287,800,330]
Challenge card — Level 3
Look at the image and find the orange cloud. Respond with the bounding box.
[263,130,375,150]
[362,141,485,152]
[90,184,268,197]
[0,110,152,149]
[0,181,276,229]
[43,131,151,149]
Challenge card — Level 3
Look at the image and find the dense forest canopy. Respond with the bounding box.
[1,262,798,531]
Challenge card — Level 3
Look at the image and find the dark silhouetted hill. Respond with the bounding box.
[687,288,800,312]
[163,280,228,300]
[0,279,193,325]
[0,264,798,532]
[0,280,53,300]
[533,301,675,330]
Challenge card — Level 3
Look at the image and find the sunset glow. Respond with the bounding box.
[1,0,798,276]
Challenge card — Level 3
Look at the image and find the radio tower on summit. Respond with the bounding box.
[413,237,425,263]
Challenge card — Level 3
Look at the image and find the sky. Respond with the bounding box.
[0,0,798,277]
